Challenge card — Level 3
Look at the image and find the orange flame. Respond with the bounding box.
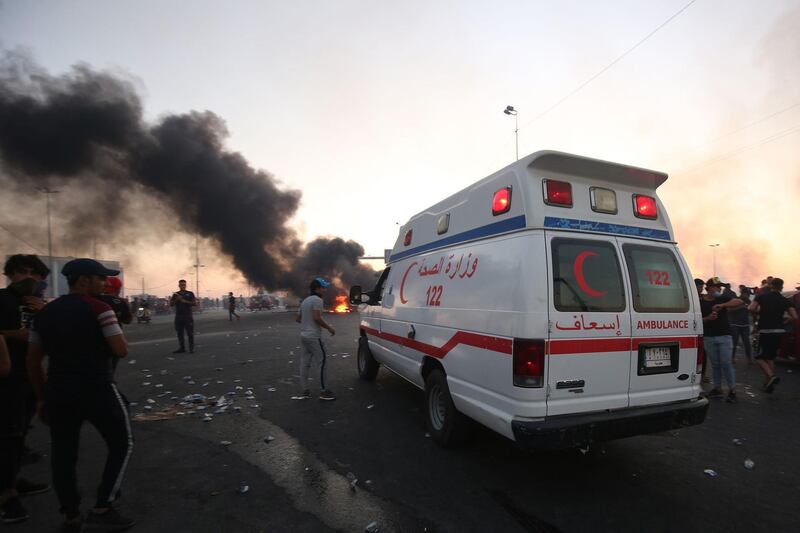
[333,295,350,313]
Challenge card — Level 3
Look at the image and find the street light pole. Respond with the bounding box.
[37,187,59,297]
[708,243,720,277]
[503,105,519,161]
[194,235,205,308]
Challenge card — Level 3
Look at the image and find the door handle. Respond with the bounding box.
[407,325,416,340]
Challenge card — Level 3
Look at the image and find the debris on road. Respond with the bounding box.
[744,459,755,470]
[365,521,380,532]
[703,469,718,477]
[263,435,275,443]
[732,438,744,446]
[237,482,249,494]
[220,441,232,446]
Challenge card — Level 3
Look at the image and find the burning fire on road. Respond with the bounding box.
[333,295,351,313]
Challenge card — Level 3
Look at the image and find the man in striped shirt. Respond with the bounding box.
[27,259,134,532]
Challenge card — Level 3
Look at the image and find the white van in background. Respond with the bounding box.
[350,150,709,449]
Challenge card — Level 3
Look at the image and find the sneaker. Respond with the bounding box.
[704,388,723,399]
[84,507,135,531]
[764,375,780,393]
[0,497,29,524]
[725,391,737,403]
[319,390,337,401]
[172,348,186,354]
[16,478,51,496]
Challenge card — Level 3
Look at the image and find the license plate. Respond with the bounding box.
[644,346,672,367]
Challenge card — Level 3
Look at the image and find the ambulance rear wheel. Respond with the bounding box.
[357,336,380,381]
[425,369,469,447]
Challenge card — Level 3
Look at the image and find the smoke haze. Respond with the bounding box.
[0,50,376,298]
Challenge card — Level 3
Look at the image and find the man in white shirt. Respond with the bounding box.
[295,278,336,401]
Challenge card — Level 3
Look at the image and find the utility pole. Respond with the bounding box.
[708,243,720,277]
[37,187,59,297]
[141,277,145,297]
[194,235,205,309]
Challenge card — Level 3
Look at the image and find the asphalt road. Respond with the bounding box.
[14,309,800,532]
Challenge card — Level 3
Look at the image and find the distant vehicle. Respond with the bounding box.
[351,150,709,450]
[136,306,151,324]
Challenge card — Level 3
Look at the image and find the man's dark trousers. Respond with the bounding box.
[46,379,133,515]
[175,318,194,351]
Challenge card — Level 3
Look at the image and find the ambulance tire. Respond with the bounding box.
[357,336,380,381]
[424,369,469,447]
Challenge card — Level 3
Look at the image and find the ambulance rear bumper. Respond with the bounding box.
[511,397,709,450]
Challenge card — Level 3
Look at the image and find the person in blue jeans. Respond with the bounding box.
[728,285,753,363]
[700,278,743,403]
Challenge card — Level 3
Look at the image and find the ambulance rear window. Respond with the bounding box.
[552,239,625,312]
[622,245,689,313]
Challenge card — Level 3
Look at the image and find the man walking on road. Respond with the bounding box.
[295,278,336,401]
[228,292,240,321]
[749,278,798,393]
[26,259,134,532]
[170,280,196,354]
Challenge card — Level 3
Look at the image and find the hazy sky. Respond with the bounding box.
[1,0,798,296]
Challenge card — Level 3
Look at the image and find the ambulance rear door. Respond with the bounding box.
[546,234,632,416]
[618,239,698,406]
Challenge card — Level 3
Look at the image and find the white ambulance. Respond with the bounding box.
[350,150,709,449]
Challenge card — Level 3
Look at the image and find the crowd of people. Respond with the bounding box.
[695,276,800,403]
[1,249,798,531]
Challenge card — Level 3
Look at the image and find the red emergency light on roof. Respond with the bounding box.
[543,179,572,207]
[403,229,412,246]
[492,187,512,216]
[633,194,658,219]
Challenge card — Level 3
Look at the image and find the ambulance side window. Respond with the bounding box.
[552,239,625,312]
[372,267,391,304]
[622,245,689,313]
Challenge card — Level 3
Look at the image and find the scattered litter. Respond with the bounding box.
[365,521,380,533]
[176,412,185,416]
[146,399,156,404]
[251,404,260,408]
[234,379,242,383]
[744,459,755,470]
[202,414,213,422]
[703,469,718,477]
[210,491,220,496]
[365,480,372,487]
[288,360,294,364]
[366,404,375,410]
[235,385,244,391]
[160,370,168,375]
[202,382,209,387]
[143,406,152,411]
[346,472,358,491]
[220,441,232,446]
[128,359,136,365]
[732,438,744,446]
[182,376,192,381]
[289,351,294,356]
[237,482,249,494]
[155,384,163,388]
[129,402,138,407]
[167,357,175,361]
[291,396,309,400]
[263,435,275,443]
[145,374,153,378]
[788,369,793,374]
[142,382,151,386]
[323,419,335,426]
[187,380,195,385]
[424,433,431,438]
[216,380,224,384]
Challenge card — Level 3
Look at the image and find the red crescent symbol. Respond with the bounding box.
[574,251,607,298]
[399,261,417,304]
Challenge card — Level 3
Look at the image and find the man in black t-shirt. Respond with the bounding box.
[0,255,50,524]
[700,277,743,402]
[27,258,134,531]
[169,279,196,353]
[749,278,798,392]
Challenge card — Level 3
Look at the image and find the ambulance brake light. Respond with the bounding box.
[492,187,512,215]
[633,194,658,219]
[513,338,545,388]
[543,179,572,207]
[404,229,412,246]
[696,336,704,374]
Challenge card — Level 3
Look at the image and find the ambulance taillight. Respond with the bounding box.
[633,194,658,219]
[492,187,512,215]
[513,339,545,387]
[404,229,413,246]
[696,336,704,374]
[543,179,573,207]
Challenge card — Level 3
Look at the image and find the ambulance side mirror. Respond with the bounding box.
[349,285,371,305]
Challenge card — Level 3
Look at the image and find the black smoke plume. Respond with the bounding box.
[0,50,376,297]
